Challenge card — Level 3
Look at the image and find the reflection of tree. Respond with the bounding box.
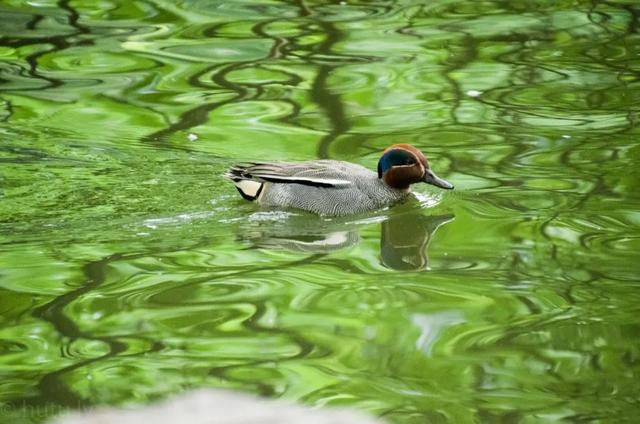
[141,1,357,160]
[142,20,278,143]
[8,252,160,410]
[0,1,89,97]
[307,20,351,158]
[8,241,330,409]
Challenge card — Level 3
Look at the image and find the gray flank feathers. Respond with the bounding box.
[225,160,409,216]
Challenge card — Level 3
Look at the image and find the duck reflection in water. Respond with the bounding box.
[380,211,454,270]
[240,208,454,271]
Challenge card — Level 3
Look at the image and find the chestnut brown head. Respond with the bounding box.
[377,144,453,190]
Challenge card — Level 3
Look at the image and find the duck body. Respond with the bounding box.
[225,144,453,217]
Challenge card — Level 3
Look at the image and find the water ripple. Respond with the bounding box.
[2,0,640,421]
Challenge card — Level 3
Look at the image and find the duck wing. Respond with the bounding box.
[225,160,356,188]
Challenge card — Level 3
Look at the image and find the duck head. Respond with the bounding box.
[377,144,454,190]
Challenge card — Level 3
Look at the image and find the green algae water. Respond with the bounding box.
[1,0,639,422]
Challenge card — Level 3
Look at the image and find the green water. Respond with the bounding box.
[1,0,639,422]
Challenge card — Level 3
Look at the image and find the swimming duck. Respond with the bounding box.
[225,144,453,216]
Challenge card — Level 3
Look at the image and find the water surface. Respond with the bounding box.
[1,0,639,422]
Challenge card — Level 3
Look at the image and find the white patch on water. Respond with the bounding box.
[247,211,297,222]
[142,211,217,229]
[412,311,465,355]
[413,191,442,208]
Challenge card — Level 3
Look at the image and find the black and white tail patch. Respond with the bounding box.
[234,180,264,201]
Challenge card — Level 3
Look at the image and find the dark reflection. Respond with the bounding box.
[381,212,454,271]
[239,209,454,270]
[0,0,91,91]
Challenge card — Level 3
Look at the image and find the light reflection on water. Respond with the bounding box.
[1,0,639,422]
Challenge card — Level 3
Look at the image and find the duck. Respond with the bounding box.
[225,144,453,216]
